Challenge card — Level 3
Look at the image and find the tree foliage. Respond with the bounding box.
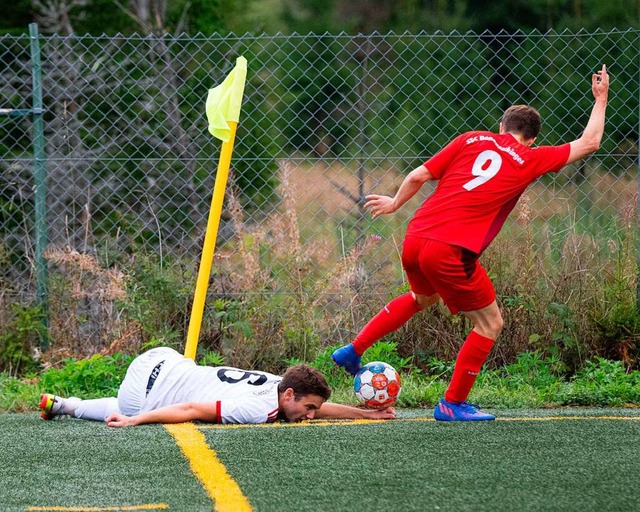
[1,0,639,36]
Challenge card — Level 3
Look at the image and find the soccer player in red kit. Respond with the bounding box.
[333,65,609,421]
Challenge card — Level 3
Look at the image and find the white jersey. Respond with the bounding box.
[122,348,281,424]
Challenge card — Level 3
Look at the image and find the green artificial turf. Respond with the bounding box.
[208,411,640,512]
[2,409,639,512]
[0,413,213,511]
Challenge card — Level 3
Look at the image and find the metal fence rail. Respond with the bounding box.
[1,27,638,356]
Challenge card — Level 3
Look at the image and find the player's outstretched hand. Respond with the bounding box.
[592,64,609,101]
[364,194,396,219]
[105,412,136,428]
[369,406,396,420]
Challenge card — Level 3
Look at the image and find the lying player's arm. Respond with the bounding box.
[314,402,395,420]
[105,402,216,428]
[365,164,434,219]
[566,64,609,165]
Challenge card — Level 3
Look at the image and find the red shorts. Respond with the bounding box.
[401,236,495,315]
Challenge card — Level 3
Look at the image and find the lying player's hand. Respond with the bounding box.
[364,195,396,218]
[368,406,396,419]
[105,412,136,428]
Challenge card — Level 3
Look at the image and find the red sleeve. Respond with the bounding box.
[531,143,571,177]
[214,401,222,423]
[423,133,470,179]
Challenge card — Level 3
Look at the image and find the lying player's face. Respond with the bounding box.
[280,390,325,422]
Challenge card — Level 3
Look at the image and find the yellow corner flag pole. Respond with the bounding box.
[184,57,247,360]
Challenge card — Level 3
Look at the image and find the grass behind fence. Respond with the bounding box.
[1,164,638,376]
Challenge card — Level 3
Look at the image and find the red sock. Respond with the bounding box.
[445,331,495,404]
[352,293,423,355]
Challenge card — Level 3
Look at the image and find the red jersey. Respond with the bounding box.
[406,131,570,254]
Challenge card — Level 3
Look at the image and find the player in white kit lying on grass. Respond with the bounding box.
[39,347,395,427]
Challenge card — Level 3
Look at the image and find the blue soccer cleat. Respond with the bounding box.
[331,344,362,376]
[433,398,495,421]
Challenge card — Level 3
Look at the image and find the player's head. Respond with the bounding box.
[278,364,332,422]
[500,105,541,143]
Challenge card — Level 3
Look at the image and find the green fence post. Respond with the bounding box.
[29,22,49,347]
[637,32,640,313]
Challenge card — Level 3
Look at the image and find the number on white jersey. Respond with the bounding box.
[463,150,502,191]
[217,368,268,386]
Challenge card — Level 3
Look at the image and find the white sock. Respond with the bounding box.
[72,397,120,421]
[61,397,81,415]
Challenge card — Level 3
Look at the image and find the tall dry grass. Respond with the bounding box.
[5,164,639,374]
[209,161,387,370]
[43,248,141,361]
[207,164,640,372]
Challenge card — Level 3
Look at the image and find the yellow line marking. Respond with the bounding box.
[27,505,168,511]
[198,415,640,429]
[164,423,252,512]
[199,418,388,429]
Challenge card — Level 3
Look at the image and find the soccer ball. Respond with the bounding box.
[353,361,401,409]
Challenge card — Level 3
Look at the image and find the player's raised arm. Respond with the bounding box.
[566,64,609,165]
[365,164,434,219]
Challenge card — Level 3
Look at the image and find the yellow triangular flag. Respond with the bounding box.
[206,56,247,142]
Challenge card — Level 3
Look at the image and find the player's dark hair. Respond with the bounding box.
[278,364,332,400]
[501,105,541,141]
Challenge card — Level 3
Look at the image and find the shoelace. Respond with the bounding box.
[460,402,482,409]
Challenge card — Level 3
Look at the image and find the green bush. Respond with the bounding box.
[3,350,640,412]
[562,357,640,406]
[120,255,189,347]
[37,353,135,398]
[0,304,45,376]
[0,372,42,412]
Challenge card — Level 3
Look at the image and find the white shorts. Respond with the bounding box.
[117,347,183,416]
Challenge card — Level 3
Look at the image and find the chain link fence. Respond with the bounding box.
[1,27,639,361]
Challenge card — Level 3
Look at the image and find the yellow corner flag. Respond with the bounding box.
[205,56,247,142]
[184,57,247,360]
